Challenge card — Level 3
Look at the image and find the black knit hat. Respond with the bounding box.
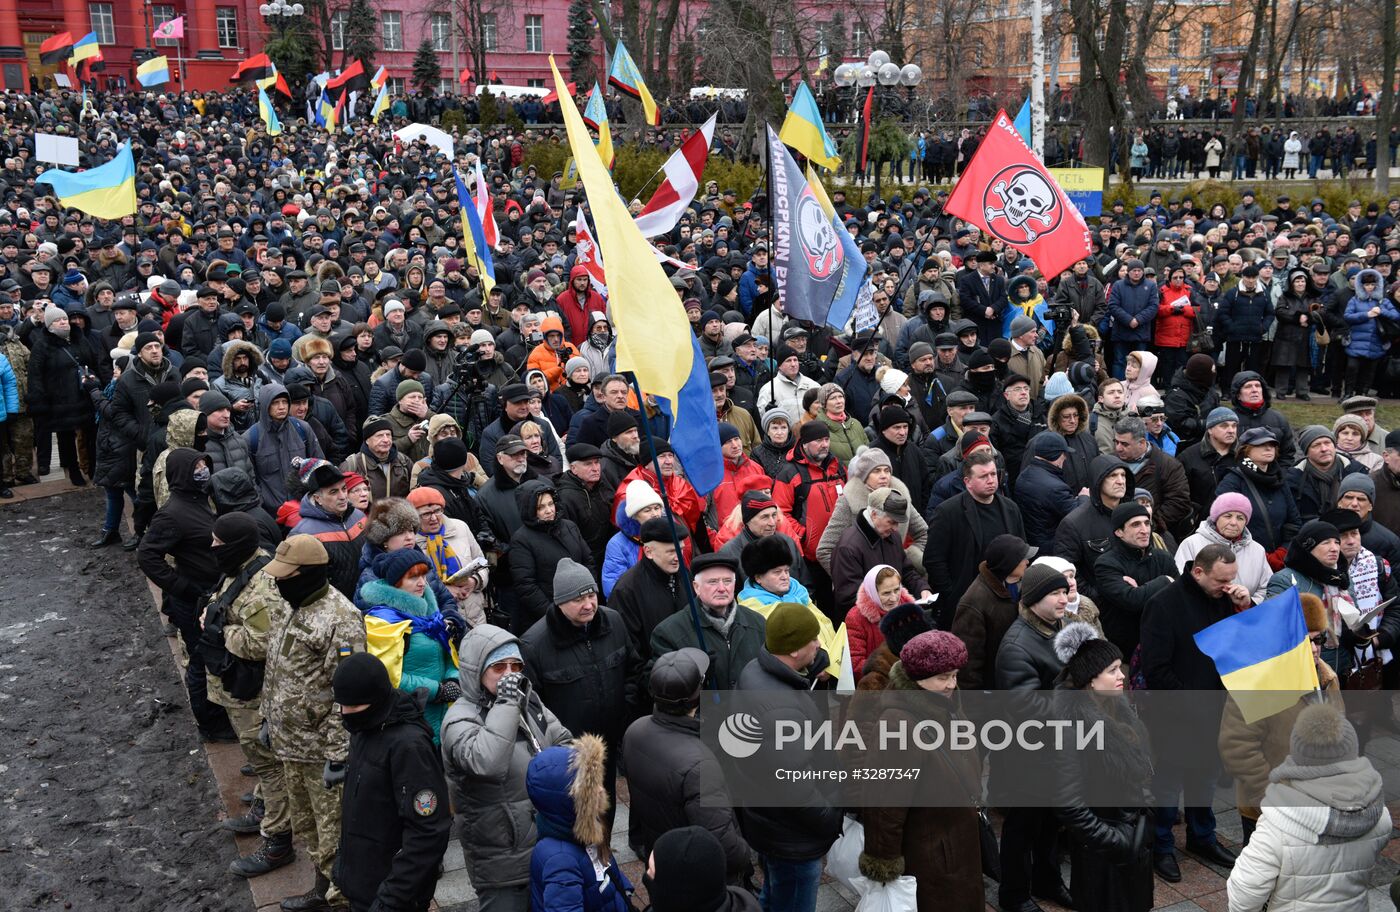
[648,826,729,912]
[607,410,637,438]
[1111,501,1151,530]
[878,602,933,655]
[1054,622,1123,689]
[362,415,393,439]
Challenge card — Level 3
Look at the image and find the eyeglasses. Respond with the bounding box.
[697,577,736,588]
[418,507,444,518]
[490,660,524,673]
[1310,634,1327,646]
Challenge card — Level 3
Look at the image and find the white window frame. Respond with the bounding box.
[216,7,240,49]
[524,14,543,53]
[330,11,347,50]
[482,13,498,51]
[152,5,178,46]
[382,11,403,51]
[431,13,451,52]
[89,3,115,44]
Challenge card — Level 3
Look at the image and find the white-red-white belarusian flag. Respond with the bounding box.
[633,113,717,238]
[574,217,607,296]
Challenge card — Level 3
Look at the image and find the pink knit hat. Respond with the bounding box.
[900,631,968,680]
[1210,492,1253,524]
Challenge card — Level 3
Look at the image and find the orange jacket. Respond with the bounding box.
[525,315,580,390]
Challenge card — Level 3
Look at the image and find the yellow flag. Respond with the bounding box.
[547,56,689,402]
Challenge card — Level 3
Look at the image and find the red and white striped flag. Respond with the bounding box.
[574,218,607,296]
[633,114,716,238]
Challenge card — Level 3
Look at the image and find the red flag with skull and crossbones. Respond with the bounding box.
[945,110,1092,278]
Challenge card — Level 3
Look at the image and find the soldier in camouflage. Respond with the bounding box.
[261,534,367,912]
[201,512,296,880]
[0,324,34,487]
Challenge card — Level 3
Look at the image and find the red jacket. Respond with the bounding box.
[845,580,914,679]
[612,465,705,535]
[1153,283,1197,349]
[554,265,605,348]
[713,455,771,522]
[773,450,846,561]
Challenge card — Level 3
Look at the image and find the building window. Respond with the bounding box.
[526,77,544,88]
[152,5,178,45]
[482,13,497,51]
[1069,34,1078,59]
[815,25,828,57]
[524,14,543,52]
[432,13,451,52]
[387,76,405,94]
[215,7,239,48]
[851,24,865,55]
[438,77,454,95]
[1168,30,1179,56]
[1019,33,1031,57]
[89,4,115,44]
[382,12,403,50]
[330,11,347,50]
[772,27,790,56]
[1201,24,1212,54]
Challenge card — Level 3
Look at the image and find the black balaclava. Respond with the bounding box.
[212,512,260,576]
[276,563,331,609]
[644,826,730,912]
[333,652,397,733]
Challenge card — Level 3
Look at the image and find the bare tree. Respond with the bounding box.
[916,0,992,118]
[413,0,515,88]
[1378,0,1396,193]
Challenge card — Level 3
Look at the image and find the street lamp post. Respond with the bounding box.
[259,1,306,40]
[832,50,921,198]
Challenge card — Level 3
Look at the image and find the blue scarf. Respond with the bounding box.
[366,605,452,652]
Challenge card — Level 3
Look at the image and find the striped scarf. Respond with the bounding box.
[421,529,462,581]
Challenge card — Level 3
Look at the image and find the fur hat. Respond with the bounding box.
[879,603,933,656]
[1289,703,1358,766]
[741,534,792,580]
[1054,621,1123,689]
[900,630,967,680]
[365,497,420,545]
[765,602,820,655]
[1300,593,1328,634]
[301,336,334,361]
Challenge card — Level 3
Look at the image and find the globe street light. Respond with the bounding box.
[831,49,923,195]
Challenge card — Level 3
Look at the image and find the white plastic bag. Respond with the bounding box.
[851,875,919,912]
[824,815,864,891]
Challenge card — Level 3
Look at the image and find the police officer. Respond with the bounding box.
[261,534,367,912]
[331,653,453,912]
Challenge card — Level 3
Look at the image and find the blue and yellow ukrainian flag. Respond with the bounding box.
[69,32,100,68]
[582,83,615,170]
[1194,588,1320,723]
[607,42,660,126]
[453,167,495,295]
[258,86,282,136]
[779,82,840,170]
[136,55,170,88]
[371,83,390,123]
[38,141,138,220]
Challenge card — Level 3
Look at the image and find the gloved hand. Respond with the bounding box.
[322,760,346,789]
[496,671,527,703]
[81,373,101,394]
[1101,821,1133,862]
[258,719,271,748]
[437,679,462,704]
[442,609,466,646]
[1267,546,1288,572]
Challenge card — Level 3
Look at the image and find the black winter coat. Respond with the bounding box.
[1017,459,1085,552]
[210,468,283,553]
[138,448,219,604]
[924,491,1025,617]
[609,556,690,663]
[555,471,614,563]
[519,604,639,747]
[507,479,593,632]
[991,400,1048,491]
[1178,438,1235,508]
[1229,371,1297,465]
[1092,538,1178,658]
[333,691,452,911]
[27,328,97,431]
[1052,456,1134,601]
[1162,377,1219,448]
[621,712,751,878]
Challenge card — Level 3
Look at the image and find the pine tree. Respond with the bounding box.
[412,39,441,96]
[342,0,378,73]
[566,0,597,87]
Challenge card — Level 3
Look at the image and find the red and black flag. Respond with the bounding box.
[39,32,74,66]
[326,59,369,95]
[856,87,874,173]
[229,53,275,83]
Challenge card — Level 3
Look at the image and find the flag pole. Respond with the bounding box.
[626,372,714,689]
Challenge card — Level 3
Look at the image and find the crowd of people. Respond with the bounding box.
[4,84,1400,912]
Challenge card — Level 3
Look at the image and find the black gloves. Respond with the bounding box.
[437,679,462,704]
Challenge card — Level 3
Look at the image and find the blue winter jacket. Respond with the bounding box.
[527,746,632,912]
[1106,276,1160,342]
[1343,270,1397,359]
[737,262,771,316]
[0,353,18,422]
[601,500,641,598]
[1215,282,1274,342]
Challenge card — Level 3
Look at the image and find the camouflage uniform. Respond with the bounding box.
[263,583,365,897]
[0,328,33,483]
[204,553,290,839]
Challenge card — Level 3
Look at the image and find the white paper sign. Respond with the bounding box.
[35,133,80,167]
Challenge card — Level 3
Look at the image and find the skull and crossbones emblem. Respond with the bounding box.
[982,167,1061,243]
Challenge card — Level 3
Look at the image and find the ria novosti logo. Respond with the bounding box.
[717,712,764,758]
